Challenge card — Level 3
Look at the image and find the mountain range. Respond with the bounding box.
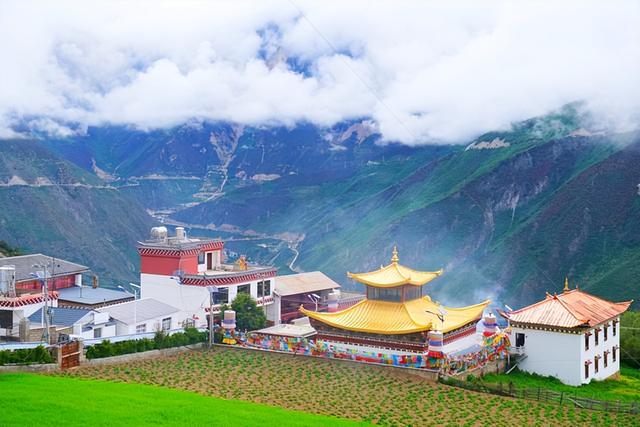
[2,105,638,308]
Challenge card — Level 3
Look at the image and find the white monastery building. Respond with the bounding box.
[138,227,276,328]
[504,279,632,386]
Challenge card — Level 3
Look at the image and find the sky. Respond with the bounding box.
[1,0,639,144]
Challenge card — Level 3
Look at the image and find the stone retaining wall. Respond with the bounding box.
[0,363,59,373]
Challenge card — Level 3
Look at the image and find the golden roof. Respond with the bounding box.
[301,295,489,334]
[347,246,443,288]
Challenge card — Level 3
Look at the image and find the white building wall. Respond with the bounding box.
[511,327,583,386]
[267,293,282,325]
[141,273,274,328]
[512,318,623,386]
[141,273,209,327]
[114,311,185,336]
[580,318,621,384]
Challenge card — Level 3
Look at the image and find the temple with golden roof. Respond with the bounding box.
[300,247,490,353]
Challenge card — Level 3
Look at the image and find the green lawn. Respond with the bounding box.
[482,364,640,403]
[0,373,366,427]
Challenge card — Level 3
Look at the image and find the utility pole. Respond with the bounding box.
[207,286,218,348]
[32,257,58,344]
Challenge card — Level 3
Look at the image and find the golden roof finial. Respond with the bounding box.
[563,277,569,293]
[391,245,399,264]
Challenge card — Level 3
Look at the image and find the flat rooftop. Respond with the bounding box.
[0,253,89,282]
[58,286,134,305]
[137,235,221,251]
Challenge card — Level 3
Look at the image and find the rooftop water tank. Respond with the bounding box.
[150,226,168,240]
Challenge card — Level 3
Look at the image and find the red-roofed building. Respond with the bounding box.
[503,279,632,385]
[138,226,276,330]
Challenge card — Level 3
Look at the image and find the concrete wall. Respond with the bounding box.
[0,363,59,373]
[511,327,582,385]
[512,317,623,386]
[141,273,275,328]
[451,359,507,381]
[141,274,209,328]
[113,311,186,336]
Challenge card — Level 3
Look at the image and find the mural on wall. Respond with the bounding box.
[233,330,511,374]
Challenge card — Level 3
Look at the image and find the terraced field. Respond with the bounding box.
[63,347,639,426]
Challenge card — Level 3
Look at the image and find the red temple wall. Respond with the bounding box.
[140,254,199,275]
[16,275,77,291]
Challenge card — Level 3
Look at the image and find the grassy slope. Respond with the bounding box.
[481,365,640,403]
[0,373,364,427]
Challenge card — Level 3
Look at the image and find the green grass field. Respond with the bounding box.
[0,373,366,427]
[482,365,640,403]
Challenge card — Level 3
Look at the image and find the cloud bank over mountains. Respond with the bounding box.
[1,0,639,144]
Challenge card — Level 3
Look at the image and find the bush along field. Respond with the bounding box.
[62,346,639,426]
[85,327,207,359]
[0,345,52,366]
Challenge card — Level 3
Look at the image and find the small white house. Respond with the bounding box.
[27,306,116,340]
[505,280,632,386]
[96,298,185,336]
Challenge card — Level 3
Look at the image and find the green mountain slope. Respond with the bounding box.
[0,139,155,285]
[173,109,639,308]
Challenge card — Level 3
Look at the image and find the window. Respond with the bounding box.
[237,284,250,295]
[595,356,599,373]
[0,310,12,328]
[93,328,102,338]
[613,346,617,362]
[584,362,589,379]
[213,287,229,305]
[604,351,608,368]
[613,320,617,336]
[136,324,146,334]
[584,333,590,351]
[257,280,271,298]
[604,323,608,341]
[367,286,402,302]
[515,333,525,348]
[198,252,205,264]
[162,317,171,331]
[206,252,213,270]
[403,286,421,301]
[594,329,599,346]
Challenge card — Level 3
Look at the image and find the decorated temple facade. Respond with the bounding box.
[300,247,490,355]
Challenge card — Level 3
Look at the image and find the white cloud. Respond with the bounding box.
[0,0,638,144]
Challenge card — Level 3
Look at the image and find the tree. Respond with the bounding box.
[620,310,640,368]
[230,292,266,331]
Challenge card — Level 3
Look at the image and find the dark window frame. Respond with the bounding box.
[213,287,229,305]
[515,333,525,347]
[257,280,271,298]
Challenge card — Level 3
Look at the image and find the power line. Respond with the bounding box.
[286,0,418,142]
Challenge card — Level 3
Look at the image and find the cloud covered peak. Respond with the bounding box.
[1,0,639,143]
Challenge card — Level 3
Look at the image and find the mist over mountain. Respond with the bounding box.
[1,104,636,309]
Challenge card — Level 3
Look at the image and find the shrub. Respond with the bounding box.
[85,327,207,359]
[0,345,53,365]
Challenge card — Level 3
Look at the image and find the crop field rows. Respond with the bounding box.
[62,347,639,426]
